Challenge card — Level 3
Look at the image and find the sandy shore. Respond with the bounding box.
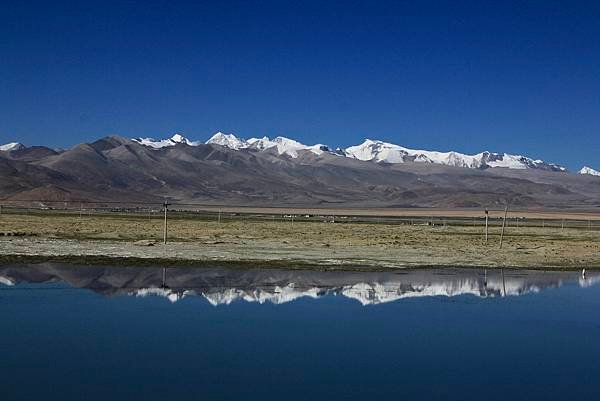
[0,214,599,270]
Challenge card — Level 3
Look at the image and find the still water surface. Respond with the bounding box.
[1,265,599,401]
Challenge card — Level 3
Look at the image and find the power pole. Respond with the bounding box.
[163,200,171,244]
[500,205,509,249]
[485,209,489,244]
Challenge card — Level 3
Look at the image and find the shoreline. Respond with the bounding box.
[0,252,596,272]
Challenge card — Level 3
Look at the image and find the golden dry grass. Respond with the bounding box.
[1,212,599,269]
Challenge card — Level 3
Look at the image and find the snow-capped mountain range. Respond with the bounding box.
[134,132,331,158]
[131,132,572,172]
[2,132,598,174]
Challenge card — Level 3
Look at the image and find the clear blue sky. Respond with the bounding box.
[1,1,599,170]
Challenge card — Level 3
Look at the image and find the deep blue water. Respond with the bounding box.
[1,265,599,401]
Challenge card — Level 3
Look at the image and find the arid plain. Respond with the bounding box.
[1,209,599,270]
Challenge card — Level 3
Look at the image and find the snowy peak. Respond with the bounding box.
[135,132,330,158]
[206,132,249,150]
[345,139,484,167]
[0,142,25,152]
[169,133,198,145]
[579,166,600,176]
[247,136,330,158]
[246,136,273,150]
[130,132,566,171]
[206,133,330,158]
[132,133,200,148]
[344,139,565,171]
[132,136,175,149]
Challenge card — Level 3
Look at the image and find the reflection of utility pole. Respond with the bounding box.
[163,200,171,244]
[483,269,488,297]
[501,268,506,297]
[161,267,167,289]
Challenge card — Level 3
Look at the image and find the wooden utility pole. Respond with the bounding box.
[499,205,509,249]
[485,209,489,244]
[163,200,171,244]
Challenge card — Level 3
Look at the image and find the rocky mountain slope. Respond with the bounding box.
[1,133,599,208]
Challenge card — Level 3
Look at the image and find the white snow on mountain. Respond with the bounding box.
[246,136,330,158]
[133,132,565,171]
[207,133,330,158]
[206,132,249,150]
[132,133,201,149]
[0,142,25,152]
[344,139,565,171]
[579,166,600,176]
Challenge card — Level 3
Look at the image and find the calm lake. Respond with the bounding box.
[1,265,599,401]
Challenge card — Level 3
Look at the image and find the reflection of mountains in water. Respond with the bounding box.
[0,265,597,306]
